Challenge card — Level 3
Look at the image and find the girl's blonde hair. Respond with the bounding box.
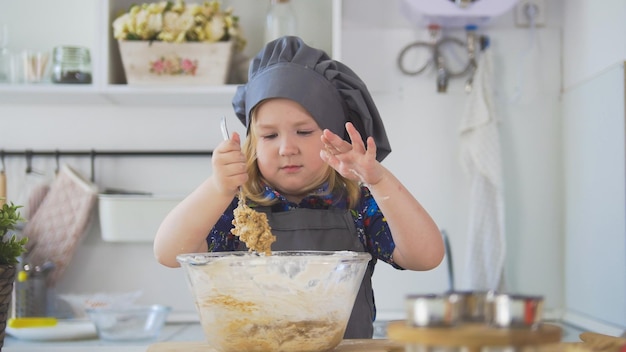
[241,108,361,208]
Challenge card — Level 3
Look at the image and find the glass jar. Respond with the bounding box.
[264,0,298,43]
[51,46,92,84]
[0,23,12,83]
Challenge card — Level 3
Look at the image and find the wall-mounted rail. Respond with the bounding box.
[0,149,213,182]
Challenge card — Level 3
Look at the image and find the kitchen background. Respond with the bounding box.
[0,0,624,336]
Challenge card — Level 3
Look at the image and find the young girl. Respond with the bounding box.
[154,36,444,339]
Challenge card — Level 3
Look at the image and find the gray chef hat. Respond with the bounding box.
[232,36,391,161]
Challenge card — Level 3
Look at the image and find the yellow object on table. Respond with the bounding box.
[17,271,28,282]
[8,317,58,328]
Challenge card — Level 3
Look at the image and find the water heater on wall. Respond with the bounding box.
[400,0,519,28]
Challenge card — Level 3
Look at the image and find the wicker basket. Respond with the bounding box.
[118,40,234,86]
[0,265,16,348]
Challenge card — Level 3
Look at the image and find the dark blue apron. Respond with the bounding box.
[238,206,375,338]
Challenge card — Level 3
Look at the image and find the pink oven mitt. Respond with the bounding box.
[22,164,98,287]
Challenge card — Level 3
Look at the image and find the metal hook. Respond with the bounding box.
[55,149,61,174]
[90,149,96,183]
[25,150,33,174]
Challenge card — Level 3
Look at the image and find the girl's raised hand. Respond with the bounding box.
[320,122,384,186]
[212,132,247,196]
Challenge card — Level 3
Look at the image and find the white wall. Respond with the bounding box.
[562,0,626,89]
[1,0,567,320]
[340,0,564,317]
[561,0,626,334]
[562,64,626,334]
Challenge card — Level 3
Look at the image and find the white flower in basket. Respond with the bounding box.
[112,0,246,85]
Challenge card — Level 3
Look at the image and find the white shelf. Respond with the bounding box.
[100,84,238,106]
[0,84,237,106]
[0,84,108,105]
[0,0,338,107]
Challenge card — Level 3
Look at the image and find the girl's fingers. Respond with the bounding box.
[345,122,366,154]
[322,123,372,157]
[222,131,241,152]
[231,131,241,144]
[321,131,343,155]
[322,128,356,156]
[366,136,377,158]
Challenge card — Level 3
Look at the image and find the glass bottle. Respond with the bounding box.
[264,0,298,43]
[0,24,12,83]
[51,46,92,84]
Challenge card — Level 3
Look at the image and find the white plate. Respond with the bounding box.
[6,320,98,341]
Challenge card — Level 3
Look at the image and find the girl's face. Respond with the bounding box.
[252,98,329,202]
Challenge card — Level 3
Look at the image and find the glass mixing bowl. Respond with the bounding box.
[85,304,170,341]
[177,250,372,352]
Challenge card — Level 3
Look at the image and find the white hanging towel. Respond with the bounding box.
[459,47,506,291]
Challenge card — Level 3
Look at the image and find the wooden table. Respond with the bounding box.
[387,320,562,352]
[148,339,404,352]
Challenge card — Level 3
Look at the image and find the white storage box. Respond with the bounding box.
[98,194,183,242]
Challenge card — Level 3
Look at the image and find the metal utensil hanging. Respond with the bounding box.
[397,24,486,93]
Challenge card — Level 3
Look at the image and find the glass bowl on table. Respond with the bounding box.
[85,304,171,341]
[176,250,371,352]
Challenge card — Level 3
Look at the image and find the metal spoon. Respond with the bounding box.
[220,116,230,141]
[220,116,243,199]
